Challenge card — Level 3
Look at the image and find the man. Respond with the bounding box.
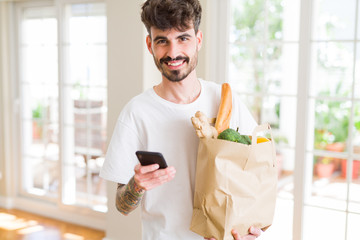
[100,0,262,239]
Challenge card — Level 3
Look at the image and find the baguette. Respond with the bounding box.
[215,83,232,134]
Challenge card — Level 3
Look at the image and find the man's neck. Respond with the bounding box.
[154,72,201,104]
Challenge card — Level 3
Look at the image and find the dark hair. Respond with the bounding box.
[141,0,202,36]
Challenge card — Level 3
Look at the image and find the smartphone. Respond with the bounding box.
[135,151,168,169]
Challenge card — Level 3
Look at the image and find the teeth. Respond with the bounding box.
[167,61,183,66]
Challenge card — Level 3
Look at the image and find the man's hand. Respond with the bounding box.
[134,163,176,191]
[205,227,262,240]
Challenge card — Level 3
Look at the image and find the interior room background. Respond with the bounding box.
[1,0,359,240]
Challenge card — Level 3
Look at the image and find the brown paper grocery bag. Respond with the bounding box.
[190,123,278,240]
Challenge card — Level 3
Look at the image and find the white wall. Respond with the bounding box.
[0,2,5,195]
[105,0,145,239]
[0,1,14,203]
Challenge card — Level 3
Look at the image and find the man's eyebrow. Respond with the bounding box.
[177,33,192,39]
[153,36,167,42]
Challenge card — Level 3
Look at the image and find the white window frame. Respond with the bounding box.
[213,0,359,240]
[10,0,107,230]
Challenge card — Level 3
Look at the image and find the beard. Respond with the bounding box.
[153,51,198,82]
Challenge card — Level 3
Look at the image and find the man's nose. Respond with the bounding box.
[167,41,180,59]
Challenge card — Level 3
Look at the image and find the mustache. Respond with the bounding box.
[160,56,189,64]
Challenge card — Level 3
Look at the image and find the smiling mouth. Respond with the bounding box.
[160,56,189,67]
[167,60,185,66]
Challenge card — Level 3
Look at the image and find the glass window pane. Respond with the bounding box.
[347,213,360,240]
[267,0,300,41]
[21,11,57,85]
[22,12,57,45]
[310,42,354,97]
[21,34,58,85]
[312,0,357,41]
[69,7,107,44]
[311,98,350,152]
[230,0,266,42]
[280,0,300,41]
[26,84,58,119]
[237,95,296,139]
[349,181,360,213]
[20,7,59,198]
[358,1,360,40]
[22,142,59,196]
[229,43,265,94]
[265,43,298,95]
[355,43,360,98]
[354,102,360,154]
[64,3,107,86]
[229,1,298,239]
[309,152,348,210]
[229,43,298,95]
[18,2,107,212]
[230,0,300,42]
[303,206,346,240]
[66,45,107,87]
[267,0,284,41]
[62,2,107,211]
[62,125,106,209]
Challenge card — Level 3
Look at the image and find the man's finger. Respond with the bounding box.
[138,166,175,181]
[140,175,174,190]
[231,229,241,240]
[249,227,261,237]
[135,163,160,174]
[136,167,176,190]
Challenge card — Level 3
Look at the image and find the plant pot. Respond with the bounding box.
[315,163,335,178]
[325,142,345,171]
[32,121,42,140]
[341,159,360,180]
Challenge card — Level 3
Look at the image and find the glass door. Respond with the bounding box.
[229,0,300,239]
[304,0,360,239]
[20,5,59,198]
[229,0,360,239]
[61,2,107,211]
[18,1,107,212]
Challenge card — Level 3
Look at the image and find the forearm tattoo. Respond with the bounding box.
[115,176,145,215]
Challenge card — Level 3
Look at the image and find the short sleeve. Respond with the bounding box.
[99,119,143,184]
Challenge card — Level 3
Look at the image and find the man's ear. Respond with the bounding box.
[196,30,203,51]
[146,35,153,55]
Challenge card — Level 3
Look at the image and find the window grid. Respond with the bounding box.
[17,0,107,213]
[228,0,360,239]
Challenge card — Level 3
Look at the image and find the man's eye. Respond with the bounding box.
[156,40,167,44]
[180,37,188,41]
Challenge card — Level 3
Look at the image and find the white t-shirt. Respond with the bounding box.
[100,79,257,240]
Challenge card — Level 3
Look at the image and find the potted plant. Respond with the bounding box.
[342,107,360,179]
[314,82,350,174]
[32,102,44,140]
[315,157,335,178]
[341,159,360,179]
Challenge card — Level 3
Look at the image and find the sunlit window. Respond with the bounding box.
[229,0,299,237]
[229,0,360,239]
[18,2,107,212]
